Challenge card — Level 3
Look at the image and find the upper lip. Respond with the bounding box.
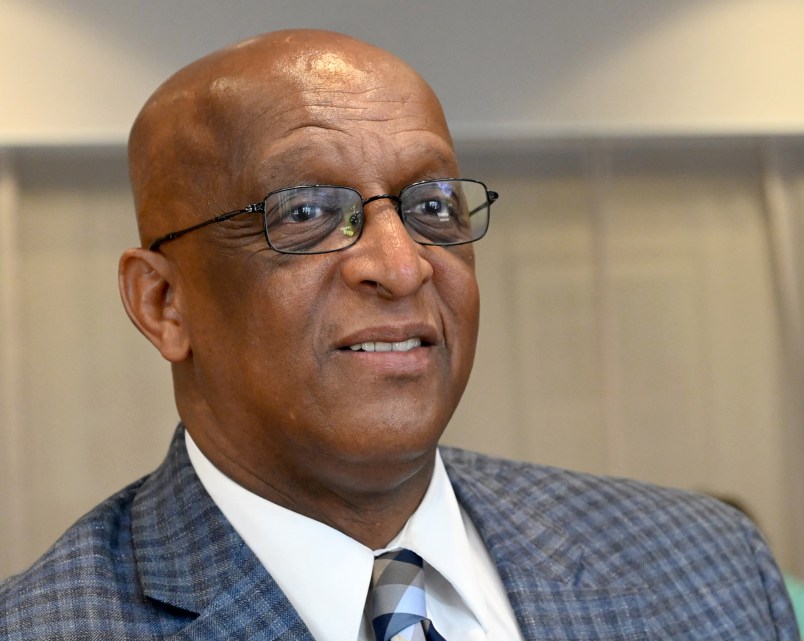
[336,322,440,350]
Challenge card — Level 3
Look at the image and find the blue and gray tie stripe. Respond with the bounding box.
[370,548,446,641]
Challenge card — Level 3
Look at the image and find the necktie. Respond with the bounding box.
[370,548,446,641]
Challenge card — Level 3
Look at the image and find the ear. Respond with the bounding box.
[118,248,191,362]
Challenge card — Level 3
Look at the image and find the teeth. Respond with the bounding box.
[348,338,422,352]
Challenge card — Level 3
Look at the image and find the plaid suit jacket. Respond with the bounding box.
[1,426,798,640]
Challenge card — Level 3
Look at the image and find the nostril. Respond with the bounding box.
[376,282,393,298]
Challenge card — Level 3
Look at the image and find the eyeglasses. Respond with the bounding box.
[148,178,498,254]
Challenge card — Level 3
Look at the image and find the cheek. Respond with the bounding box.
[242,259,334,354]
[436,245,479,308]
[185,254,325,363]
[432,249,480,360]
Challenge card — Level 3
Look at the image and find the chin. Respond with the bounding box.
[330,416,446,464]
[325,442,439,496]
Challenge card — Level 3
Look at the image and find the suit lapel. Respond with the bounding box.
[165,563,316,640]
[131,426,316,641]
[442,447,651,641]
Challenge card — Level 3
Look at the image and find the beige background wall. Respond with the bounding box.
[3,1,804,579]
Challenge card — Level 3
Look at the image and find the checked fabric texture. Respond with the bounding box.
[370,549,446,641]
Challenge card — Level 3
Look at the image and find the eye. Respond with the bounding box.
[400,182,475,244]
[405,188,465,226]
[283,202,327,223]
[416,197,452,219]
[263,186,363,253]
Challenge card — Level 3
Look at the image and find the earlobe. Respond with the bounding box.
[118,248,191,362]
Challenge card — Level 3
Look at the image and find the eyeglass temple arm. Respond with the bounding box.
[148,203,265,251]
[466,190,498,217]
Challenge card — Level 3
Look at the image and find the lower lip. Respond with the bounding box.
[337,346,433,375]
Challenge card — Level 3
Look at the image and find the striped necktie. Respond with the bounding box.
[370,548,446,641]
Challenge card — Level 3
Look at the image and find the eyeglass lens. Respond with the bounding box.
[263,179,492,254]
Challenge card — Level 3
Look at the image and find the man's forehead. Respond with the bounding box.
[148,36,426,158]
[205,43,451,184]
[241,133,458,193]
[217,87,452,195]
[209,47,419,131]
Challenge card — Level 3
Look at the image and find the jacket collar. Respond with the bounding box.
[442,446,651,640]
[131,425,316,640]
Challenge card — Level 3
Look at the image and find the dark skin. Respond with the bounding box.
[119,30,479,549]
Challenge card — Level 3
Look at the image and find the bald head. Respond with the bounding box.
[128,29,451,247]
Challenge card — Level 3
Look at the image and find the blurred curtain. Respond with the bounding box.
[762,140,804,574]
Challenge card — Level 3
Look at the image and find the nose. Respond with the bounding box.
[339,198,433,298]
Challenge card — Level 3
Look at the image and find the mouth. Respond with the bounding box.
[345,338,423,353]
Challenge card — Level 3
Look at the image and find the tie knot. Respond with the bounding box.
[372,549,425,590]
[370,549,427,641]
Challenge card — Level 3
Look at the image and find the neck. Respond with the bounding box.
[187,424,437,549]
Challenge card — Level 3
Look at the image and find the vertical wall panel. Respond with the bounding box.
[762,141,804,575]
[2,149,177,577]
[0,153,26,577]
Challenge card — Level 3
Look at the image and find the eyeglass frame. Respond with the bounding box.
[148,178,498,254]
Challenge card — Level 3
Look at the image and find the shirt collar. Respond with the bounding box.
[379,452,489,631]
[185,432,487,641]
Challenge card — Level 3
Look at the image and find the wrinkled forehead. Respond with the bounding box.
[210,54,375,162]
[209,46,376,118]
[223,47,447,143]
[233,60,451,175]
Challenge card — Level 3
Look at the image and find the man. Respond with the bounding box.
[0,29,797,640]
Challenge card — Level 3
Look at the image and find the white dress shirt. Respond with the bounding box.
[185,432,523,641]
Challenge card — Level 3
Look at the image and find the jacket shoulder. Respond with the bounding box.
[440,446,797,639]
[0,476,191,640]
[440,445,747,538]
